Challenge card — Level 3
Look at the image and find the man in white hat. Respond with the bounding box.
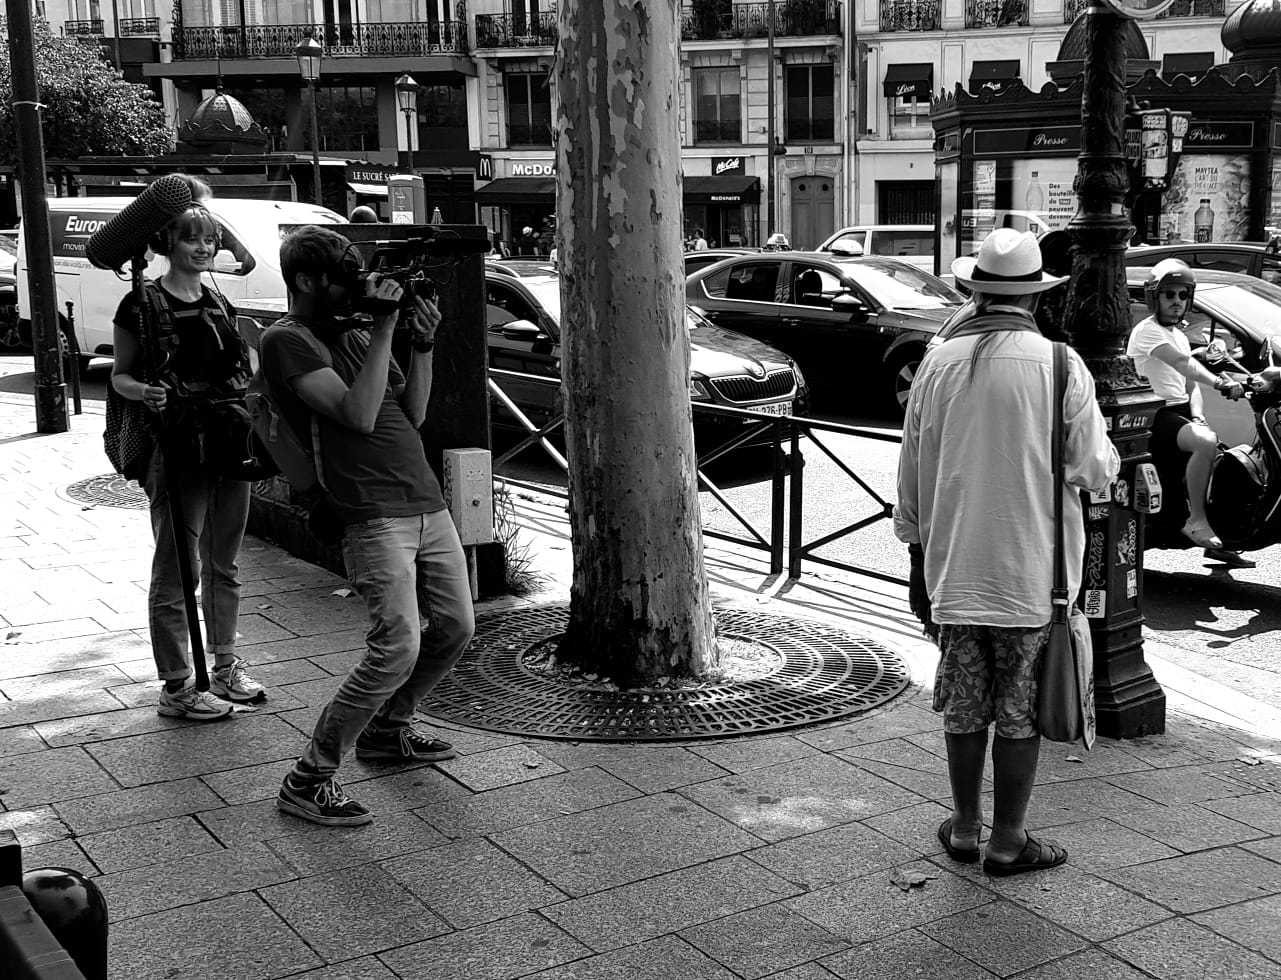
[894,228,1119,877]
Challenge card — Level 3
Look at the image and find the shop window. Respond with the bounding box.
[879,181,935,224]
[506,72,552,147]
[315,85,378,153]
[785,65,834,143]
[693,67,741,144]
[889,95,931,139]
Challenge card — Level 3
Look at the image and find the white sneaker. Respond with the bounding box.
[210,658,267,703]
[158,684,233,721]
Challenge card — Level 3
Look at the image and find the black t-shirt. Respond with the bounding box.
[113,283,245,389]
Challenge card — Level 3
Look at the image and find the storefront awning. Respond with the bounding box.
[348,181,389,196]
[683,175,760,204]
[969,60,1021,92]
[1162,53,1214,79]
[474,177,556,205]
[883,63,933,100]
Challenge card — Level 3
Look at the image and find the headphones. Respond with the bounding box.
[150,206,222,257]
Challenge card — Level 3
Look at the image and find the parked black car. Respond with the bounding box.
[1126,241,1281,284]
[485,268,809,452]
[684,251,963,413]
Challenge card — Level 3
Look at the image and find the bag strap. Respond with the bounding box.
[1051,342,1069,625]
[295,321,331,494]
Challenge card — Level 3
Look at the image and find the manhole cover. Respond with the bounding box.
[65,474,148,510]
[423,602,912,741]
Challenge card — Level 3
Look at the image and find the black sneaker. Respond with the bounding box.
[355,726,457,764]
[276,776,372,827]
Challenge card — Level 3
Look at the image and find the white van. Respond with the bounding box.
[16,196,344,365]
[817,225,936,273]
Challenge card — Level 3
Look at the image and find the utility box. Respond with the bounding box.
[443,448,494,546]
[388,175,425,224]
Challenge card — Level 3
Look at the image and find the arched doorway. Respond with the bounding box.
[789,174,835,251]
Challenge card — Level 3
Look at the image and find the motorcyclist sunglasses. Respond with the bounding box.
[1162,289,1190,301]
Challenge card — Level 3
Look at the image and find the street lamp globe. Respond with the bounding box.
[294,36,323,82]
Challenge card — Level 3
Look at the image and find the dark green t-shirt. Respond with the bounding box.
[259,318,445,525]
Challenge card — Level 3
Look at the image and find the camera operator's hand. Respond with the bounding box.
[365,274,404,332]
[406,292,442,353]
[140,383,169,414]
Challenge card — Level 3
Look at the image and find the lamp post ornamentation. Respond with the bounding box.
[295,36,324,207]
[395,72,420,172]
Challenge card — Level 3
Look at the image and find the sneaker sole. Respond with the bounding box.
[354,746,457,764]
[157,704,234,721]
[276,795,373,827]
[210,688,268,704]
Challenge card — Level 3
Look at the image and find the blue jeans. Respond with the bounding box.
[292,510,475,782]
[143,450,250,681]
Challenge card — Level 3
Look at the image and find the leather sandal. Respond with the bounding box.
[937,818,980,864]
[983,835,1068,877]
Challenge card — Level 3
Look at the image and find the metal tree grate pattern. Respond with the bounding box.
[423,603,912,741]
[64,475,149,510]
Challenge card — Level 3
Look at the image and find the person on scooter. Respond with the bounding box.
[1126,259,1245,553]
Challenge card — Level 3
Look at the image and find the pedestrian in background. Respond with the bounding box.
[110,175,266,721]
[895,228,1119,876]
[516,225,540,256]
[691,227,709,250]
[261,226,474,826]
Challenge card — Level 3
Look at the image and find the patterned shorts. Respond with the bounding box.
[932,623,1051,739]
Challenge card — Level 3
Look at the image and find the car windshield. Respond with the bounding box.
[521,276,706,333]
[1197,280,1281,337]
[836,259,962,309]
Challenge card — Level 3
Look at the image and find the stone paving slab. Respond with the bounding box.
[1103,917,1281,980]
[819,928,999,979]
[524,934,741,980]
[679,902,850,978]
[376,912,591,980]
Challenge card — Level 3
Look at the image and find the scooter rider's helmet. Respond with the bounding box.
[1143,258,1197,315]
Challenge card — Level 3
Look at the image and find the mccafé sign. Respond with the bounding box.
[713,156,744,176]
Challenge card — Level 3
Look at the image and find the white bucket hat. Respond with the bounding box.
[951,228,1068,295]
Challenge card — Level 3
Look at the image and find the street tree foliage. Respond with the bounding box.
[554,1,719,687]
[0,17,170,166]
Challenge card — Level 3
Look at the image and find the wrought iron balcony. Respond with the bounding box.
[1063,0,1083,23]
[474,11,557,48]
[880,0,939,31]
[64,18,104,35]
[170,20,468,59]
[1156,0,1224,17]
[120,16,160,36]
[680,0,842,41]
[965,0,1027,28]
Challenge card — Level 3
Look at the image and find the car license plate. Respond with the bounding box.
[750,401,790,416]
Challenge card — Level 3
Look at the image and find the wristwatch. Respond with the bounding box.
[412,337,435,353]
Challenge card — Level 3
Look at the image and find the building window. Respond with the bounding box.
[693,67,740,144]
[506,72,552,146]
[68,0,101,19]
[315,85,378,153]
[883,64,933,140]
[785,65,834,143]
[1161,52,1214,81]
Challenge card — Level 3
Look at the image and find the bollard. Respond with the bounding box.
[21,868,107,980]
[59,302,83,416]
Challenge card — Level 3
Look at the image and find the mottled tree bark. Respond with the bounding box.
[553,0,718,686]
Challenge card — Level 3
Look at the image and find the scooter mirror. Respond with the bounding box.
[1205,339,1229,364]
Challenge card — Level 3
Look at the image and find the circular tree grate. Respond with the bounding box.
[423,602,912,741]
[64,474,149,510]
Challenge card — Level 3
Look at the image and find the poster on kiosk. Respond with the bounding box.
[389,174,426,224]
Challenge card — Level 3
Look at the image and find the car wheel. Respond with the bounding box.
[0,295,24,351]
[886,347,923,416]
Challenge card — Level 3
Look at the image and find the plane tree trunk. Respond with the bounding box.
[553,0,719,687]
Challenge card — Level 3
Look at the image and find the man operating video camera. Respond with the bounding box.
[260,225,474,827]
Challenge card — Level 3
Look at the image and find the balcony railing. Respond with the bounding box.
[880,0,939,31]
[120,16,160,36]
[680,1,842,41]
[965,0,1027,28]
[64,18,104,35]
[1063,0,1083,22]
[1156,0,1224,17]
[474,11,557,47]
[171,20,467,59]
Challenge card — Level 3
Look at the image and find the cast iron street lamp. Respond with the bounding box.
[395,72,419,172]
[1062,0,1174,738]
[295,35,324,206]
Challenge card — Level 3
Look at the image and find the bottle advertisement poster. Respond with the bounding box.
[1158,153,1251,243]
[1010,158,1078,232]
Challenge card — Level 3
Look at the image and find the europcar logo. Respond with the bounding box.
[56,213,111,255]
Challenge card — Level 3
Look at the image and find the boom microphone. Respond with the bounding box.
[86,175,199,271]
[367,236,493,256]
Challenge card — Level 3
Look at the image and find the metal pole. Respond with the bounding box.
[1062,8,1166,738]
[402,109,412,170]
[5,0,68,434]
[110,0,122,69]
[309,80,323,206]
[765,0,776,238]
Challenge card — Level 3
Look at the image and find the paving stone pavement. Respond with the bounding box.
[2,384,1281,980]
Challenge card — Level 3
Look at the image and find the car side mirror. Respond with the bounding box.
[213,249,241,274]
[1204,339,1229,365]
[501,319,543,340]
[832,293,869,322]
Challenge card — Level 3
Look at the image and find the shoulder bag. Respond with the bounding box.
[103,385,155,483]
[1037,342,1098,750]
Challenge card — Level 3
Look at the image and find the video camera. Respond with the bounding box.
[338,232,489,318]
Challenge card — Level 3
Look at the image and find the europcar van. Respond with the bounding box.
[16,196,343,367]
